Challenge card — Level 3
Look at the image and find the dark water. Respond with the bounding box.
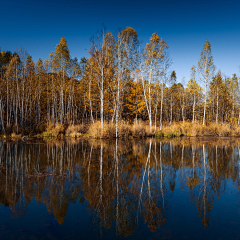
[0,137,240,240]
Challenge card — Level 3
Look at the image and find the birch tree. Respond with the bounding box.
[169,70,176,125]
[89,29,115,128]
[52,37,71,125]
[159,52,171,130]
[198,40,215,126]
[181,77,185,123]
[187,65,202,122]
[141,33,168,133]
[115,27,139,137]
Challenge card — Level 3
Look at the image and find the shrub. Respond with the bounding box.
[132,119,150,137]
[42,123,64,138]
[155,130,181,138]
[66,124,88,138]
[11,133,22,138]
[88,121,104,138]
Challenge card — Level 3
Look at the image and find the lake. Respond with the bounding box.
[0,137,240,240]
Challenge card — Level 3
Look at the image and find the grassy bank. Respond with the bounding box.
[42,120,152,139]
[1,121,240,140]
[155,122,240,138]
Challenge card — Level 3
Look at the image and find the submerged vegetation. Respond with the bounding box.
[0,27,240,138]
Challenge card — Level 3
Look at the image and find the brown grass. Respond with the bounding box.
[88,121,104,138]
[133,119,153,137]
[42,122,64,138]
[87,120,152,139]
[156,121,240,138]
[65,124,88,138]
[11,133,22,138]
[42,122,89,138]
[22,120,240,140]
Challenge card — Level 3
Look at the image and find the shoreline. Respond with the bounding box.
[1,121,240,141]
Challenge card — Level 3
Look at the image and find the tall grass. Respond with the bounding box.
[65,124,88,138]
[87,120,152,139]
[42,123,88,138]
[20,120,240,139]
[155,121,240,138]
[42,122,65,138]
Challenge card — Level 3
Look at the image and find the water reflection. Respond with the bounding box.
[0,137,240,238]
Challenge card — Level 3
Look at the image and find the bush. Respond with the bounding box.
[42,123,64,138]
[11,133,22,138]
[132,119,149,137]
[88,121,104,138]
[155,130,181,138]
[66,124,88,138]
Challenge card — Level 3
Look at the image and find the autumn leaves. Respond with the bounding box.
[0,29,239,136]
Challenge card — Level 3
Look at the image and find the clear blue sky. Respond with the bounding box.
[1,0,239,83]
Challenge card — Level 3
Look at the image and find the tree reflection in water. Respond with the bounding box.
[0,138,240,237]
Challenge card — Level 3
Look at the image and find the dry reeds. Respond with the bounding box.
[155,121,240,138]
[65,124,88,138]
[87,119,151,139]
[88,121,104,139]
[34,120,240,140]
[42,122,64,137]
[132,119,151,137]
[11,132,22,138]
[42,122,89,138]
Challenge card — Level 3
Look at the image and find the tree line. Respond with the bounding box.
[0,26,239,135]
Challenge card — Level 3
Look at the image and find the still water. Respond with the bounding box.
[0,137,240,240]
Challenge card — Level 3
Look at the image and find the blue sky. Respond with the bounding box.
[1,0,239,83]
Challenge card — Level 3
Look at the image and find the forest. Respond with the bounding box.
[0,26,239,138]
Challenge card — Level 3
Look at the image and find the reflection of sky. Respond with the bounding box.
[0,139,240,239]
[1,0,240,84]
